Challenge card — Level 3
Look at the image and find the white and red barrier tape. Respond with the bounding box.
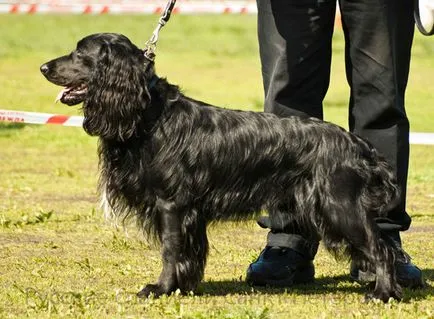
[0,109,83,127]
[1,109,433,145]
[0,1,258,14]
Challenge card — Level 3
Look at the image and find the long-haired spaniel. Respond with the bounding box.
[41,33,402,302]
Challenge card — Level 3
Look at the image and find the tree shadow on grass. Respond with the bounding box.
[197,271,433,302]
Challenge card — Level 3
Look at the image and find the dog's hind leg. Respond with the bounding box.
[343,222,402,302]
[362,233,402,302]
[319,167,401,302]
[137,199,208,298]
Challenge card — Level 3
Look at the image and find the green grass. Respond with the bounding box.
[0,15,433,318]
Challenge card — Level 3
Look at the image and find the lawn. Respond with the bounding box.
[0,15,433,318]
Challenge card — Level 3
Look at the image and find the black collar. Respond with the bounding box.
[147,74,160,91]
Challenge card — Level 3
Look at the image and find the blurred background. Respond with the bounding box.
[0,2,433,318]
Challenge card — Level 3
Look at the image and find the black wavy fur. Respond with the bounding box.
[41,33,403,302]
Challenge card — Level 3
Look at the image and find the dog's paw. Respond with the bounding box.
[137,284,169,299]
[364,289,402,303]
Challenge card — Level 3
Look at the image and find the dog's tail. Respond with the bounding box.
[357,137,401,218]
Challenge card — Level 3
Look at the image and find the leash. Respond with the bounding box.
[143,0,177,61]
[414,0,434,36]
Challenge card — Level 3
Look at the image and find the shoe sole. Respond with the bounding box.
[246,267,315,287]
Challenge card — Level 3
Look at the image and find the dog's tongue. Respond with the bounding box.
[55,88,67,103]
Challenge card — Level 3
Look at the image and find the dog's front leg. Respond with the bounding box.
[137,200,181,298]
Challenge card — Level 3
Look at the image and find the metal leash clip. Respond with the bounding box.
[143,0,177,61]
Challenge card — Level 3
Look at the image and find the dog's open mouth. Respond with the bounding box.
[55,83,88,106]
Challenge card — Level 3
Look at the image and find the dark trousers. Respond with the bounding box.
[257,0,415,235]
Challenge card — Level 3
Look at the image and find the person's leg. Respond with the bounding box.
[258,0,336,119]
[247,0,336,286]
[339,0,423,287]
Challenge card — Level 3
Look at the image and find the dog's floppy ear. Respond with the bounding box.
[83,39,150,141]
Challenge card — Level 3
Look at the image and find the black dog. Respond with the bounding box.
[41,33,403,302]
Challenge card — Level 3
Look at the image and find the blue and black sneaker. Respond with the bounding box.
[246,245,315,287]
[350,231,425,288]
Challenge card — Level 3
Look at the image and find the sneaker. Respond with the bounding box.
[246,246,315,287]
[350,248,425,288]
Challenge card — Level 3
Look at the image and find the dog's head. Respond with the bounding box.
[41,33,155,140]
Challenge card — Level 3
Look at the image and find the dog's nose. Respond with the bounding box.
[40,64,49,75]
